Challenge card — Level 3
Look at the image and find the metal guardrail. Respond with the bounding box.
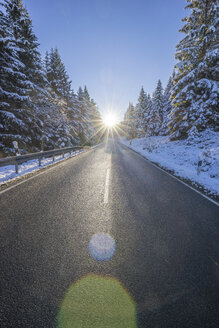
[0,146,83,174]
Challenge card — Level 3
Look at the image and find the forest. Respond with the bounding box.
[122,0,218,141]
[0,0,102,156]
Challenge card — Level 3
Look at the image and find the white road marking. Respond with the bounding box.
[104,168,110,204]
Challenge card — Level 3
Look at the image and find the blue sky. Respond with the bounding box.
[24,0,186,120]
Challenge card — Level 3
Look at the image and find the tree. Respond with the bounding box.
[0,8,27,109]
[3,0,47,101]
[0,0,101,154]
[43,47,76,148]
[65,90,81,145]
[75,86,87,143]
[123,102,137,139]
[144,93,153,136]
[169,0,219,140]
[89,99,103,144]
[147,80,164,136]
[135,87,148,137]
[161,75,174,135]
[0,1,39,154]
[46,48,71,99]
[83,85,90,101]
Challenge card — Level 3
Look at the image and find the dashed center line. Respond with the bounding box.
[104,168,110,204]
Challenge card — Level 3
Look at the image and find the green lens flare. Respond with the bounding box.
[58,275,137,328]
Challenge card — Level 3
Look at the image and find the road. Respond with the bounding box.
[1,140,219,327]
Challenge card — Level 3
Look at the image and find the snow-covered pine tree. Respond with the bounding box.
[0,0,51,153]
[76,86,101,144]
[161,75,174,135]
[45,50,101,146]
[46,48,71,99]
[143,93,153,136]
[83,85,90,102]
[83,85,93,142]
[18,5,50,149]
[145,93,153,136]
[1,1,101,154]
[44,47,74,148]
[0,8,27,109]
[170,0,219,140]
[65,90,81,145]
[123,102,137,139]
[147,80,164,136]
[75,86,88,144]
[135,87,148,137]
[0,1,34,154]
[83,85,103,143]
[89,98,103,144]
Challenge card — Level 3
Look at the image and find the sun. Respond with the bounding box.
[103,113,117,128]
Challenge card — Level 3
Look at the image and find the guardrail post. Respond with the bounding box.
[53,155,55,161]
[62,152,64,158]
[15,161,19,174]
[39,156,42,166]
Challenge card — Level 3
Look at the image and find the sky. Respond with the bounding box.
[24,0,186,121]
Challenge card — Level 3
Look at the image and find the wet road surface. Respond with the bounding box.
[1,141,219,327]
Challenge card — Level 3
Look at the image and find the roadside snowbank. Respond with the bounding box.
[122,130,219,199]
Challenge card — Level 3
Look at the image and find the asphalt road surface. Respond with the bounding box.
[1,140,219,327]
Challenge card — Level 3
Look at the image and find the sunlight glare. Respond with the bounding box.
[103,113,117,128]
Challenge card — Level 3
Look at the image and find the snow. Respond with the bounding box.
[0,149,84,185]
[121,129,219,198]
[1,110,16,119]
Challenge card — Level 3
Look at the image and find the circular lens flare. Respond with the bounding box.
[89,233,116,261]
[58,275,137,328]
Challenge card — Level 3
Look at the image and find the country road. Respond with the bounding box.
[1,140,219,328]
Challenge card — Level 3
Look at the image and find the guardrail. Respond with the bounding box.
[0,146,83,174]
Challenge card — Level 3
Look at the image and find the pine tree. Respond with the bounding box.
[0,0,101,154]
[0,8,27,109]
[83,85,90,101]
[75,86,88,143]
[145,93,153,136]
[170,0,219,140]
[0,0,51,153]
[123,102,137,139]
[83,85,93,140]
[43,47,75,148]
[135,87,148,137]
[46,48,71,99]
[45,52,100,147]
[3,1,47,101]
[161,76,174,135]
[147,80,164,136]
[65,90,81,145]
[0,1,36,154]
[89,98,103,144]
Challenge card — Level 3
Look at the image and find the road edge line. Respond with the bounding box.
[120,142,219,207]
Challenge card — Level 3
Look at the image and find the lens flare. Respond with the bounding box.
[89,233,116,261]
[58,275,137,328]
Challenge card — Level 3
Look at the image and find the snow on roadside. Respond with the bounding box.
[121,129,219,198]
[0,150,84,185]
